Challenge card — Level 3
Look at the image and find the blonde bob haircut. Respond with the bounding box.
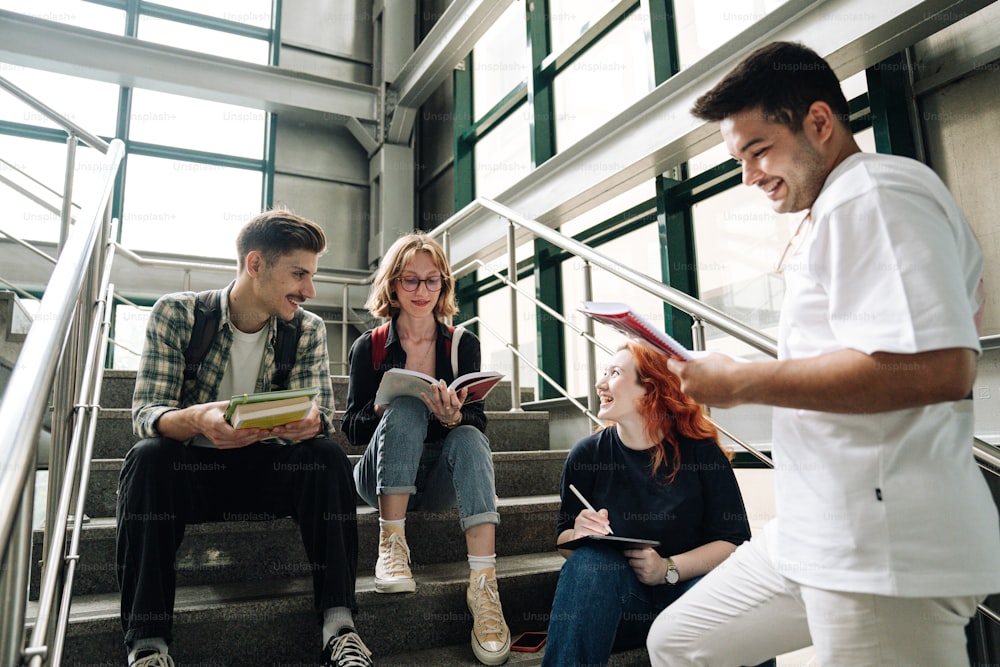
[366,232,458,321]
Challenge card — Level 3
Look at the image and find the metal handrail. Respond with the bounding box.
[431,197,776,468]
[435,196,779,357]
[458,257,775,467]
[463,314,605,427]
[26,244,118,667]
[0,156,83,212]
[974,437,1000,475]
[0,227,60,265]
[0,76,109,152]
[0,131,124,663]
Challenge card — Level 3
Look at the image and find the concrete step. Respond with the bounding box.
[92,408,551,459]
[33,552,565,665]
[32,495,562,599]
[100,371,536,412]
[84,450,568,519]
[381,643,651,666]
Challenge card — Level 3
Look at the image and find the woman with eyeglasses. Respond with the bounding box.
[341,232,510,665]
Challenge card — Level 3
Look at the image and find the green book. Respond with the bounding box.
[223,386,319,429]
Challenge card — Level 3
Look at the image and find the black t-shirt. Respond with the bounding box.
[556,427,751,556]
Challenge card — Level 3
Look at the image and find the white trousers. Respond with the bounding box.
[646,530,982,667]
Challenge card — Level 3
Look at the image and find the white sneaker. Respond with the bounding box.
[374,529,416,593]
[466,567,510,665]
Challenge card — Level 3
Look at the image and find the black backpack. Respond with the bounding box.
[182,288,302,390]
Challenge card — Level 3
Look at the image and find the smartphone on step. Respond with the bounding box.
[510,631,547,652]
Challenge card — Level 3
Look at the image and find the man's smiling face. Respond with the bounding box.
[722,108,828,214]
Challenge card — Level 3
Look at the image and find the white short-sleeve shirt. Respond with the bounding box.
[771,152,1000,597]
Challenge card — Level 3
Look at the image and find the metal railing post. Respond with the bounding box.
[691,316,706,352]
[59,135,78,251]
[341,283,350,376]
[0,471,34,667]
[582,259,597,413]
[506,221,521,411]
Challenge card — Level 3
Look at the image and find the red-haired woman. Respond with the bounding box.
[541,341,751,666]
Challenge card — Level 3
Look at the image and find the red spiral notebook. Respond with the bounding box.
[577,302,692,361]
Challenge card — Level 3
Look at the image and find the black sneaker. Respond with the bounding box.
[322,630,373,667]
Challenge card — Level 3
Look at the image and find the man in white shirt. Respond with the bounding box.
[646,41,999,667]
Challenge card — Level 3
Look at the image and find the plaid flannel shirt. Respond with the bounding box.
[132,283,335,443]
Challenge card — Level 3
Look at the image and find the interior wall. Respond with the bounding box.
[913,1,1000,337]
[911,1,1000,441]
[279,0,373,81]
[275,0,374,274]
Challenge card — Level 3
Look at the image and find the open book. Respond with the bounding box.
[578,301,692,361]
[224,386,319,430]
[374,369,503,405]
[559,535,661,551]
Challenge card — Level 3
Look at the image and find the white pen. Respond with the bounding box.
[568,483,614,535]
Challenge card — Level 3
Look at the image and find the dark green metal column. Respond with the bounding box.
[866,52,919,159]
[646,0,680,87]
[647,0,695,345]
[656,176,697,346]
[528,0,564,399]
[453,54,478,331]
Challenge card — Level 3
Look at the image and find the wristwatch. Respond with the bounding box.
[663,556,680,585]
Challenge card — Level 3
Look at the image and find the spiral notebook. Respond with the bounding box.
[578,301,692,361]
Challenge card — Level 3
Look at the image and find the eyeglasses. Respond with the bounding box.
[396,275,444,292]
[775,213,813,275]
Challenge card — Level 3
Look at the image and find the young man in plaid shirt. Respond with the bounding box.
[117,210,371,667]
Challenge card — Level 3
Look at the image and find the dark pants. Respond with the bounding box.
[115,437,358,646]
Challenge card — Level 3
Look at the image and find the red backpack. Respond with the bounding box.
[369,322,464,377]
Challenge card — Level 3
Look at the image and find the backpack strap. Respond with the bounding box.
[271,311,302,390]
[183,288,302,389]
[450,325,464,378]
[370,322,390,371]
[369,321,464,378]
[183,290,223,384]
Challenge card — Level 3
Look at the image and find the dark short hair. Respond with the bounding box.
[236,209,326,271]
[691,41,850,132]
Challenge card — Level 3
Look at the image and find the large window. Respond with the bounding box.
[120,155,262,258]
[0,0,274,370]
[471,3,529,121]
[547,0,621,54]
[129,90,266,159]
[136,16,270,63]
[3,0,126,33]
[552,8,653,151]
[673,0,790,69]
[474,112,532,199]
[0,65,119,137]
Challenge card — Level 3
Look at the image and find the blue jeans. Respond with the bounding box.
[542,545,698,667]
[352,396,499,531]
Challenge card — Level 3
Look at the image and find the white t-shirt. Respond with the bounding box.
[190,324,268,448]
[771,152,1000,597]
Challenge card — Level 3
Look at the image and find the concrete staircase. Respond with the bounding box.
[28,370,653,665]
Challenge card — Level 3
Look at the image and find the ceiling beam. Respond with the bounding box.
[0,9,378,122]
[385,0,515,143]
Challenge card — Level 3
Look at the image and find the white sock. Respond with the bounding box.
[379,517,405,534]
[128,637,167,664]
[468,553,497,573]
[322,607,355,647]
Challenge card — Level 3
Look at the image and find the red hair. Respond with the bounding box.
[622,341,729,481]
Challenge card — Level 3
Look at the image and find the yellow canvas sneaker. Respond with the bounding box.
[466,566,510,665]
